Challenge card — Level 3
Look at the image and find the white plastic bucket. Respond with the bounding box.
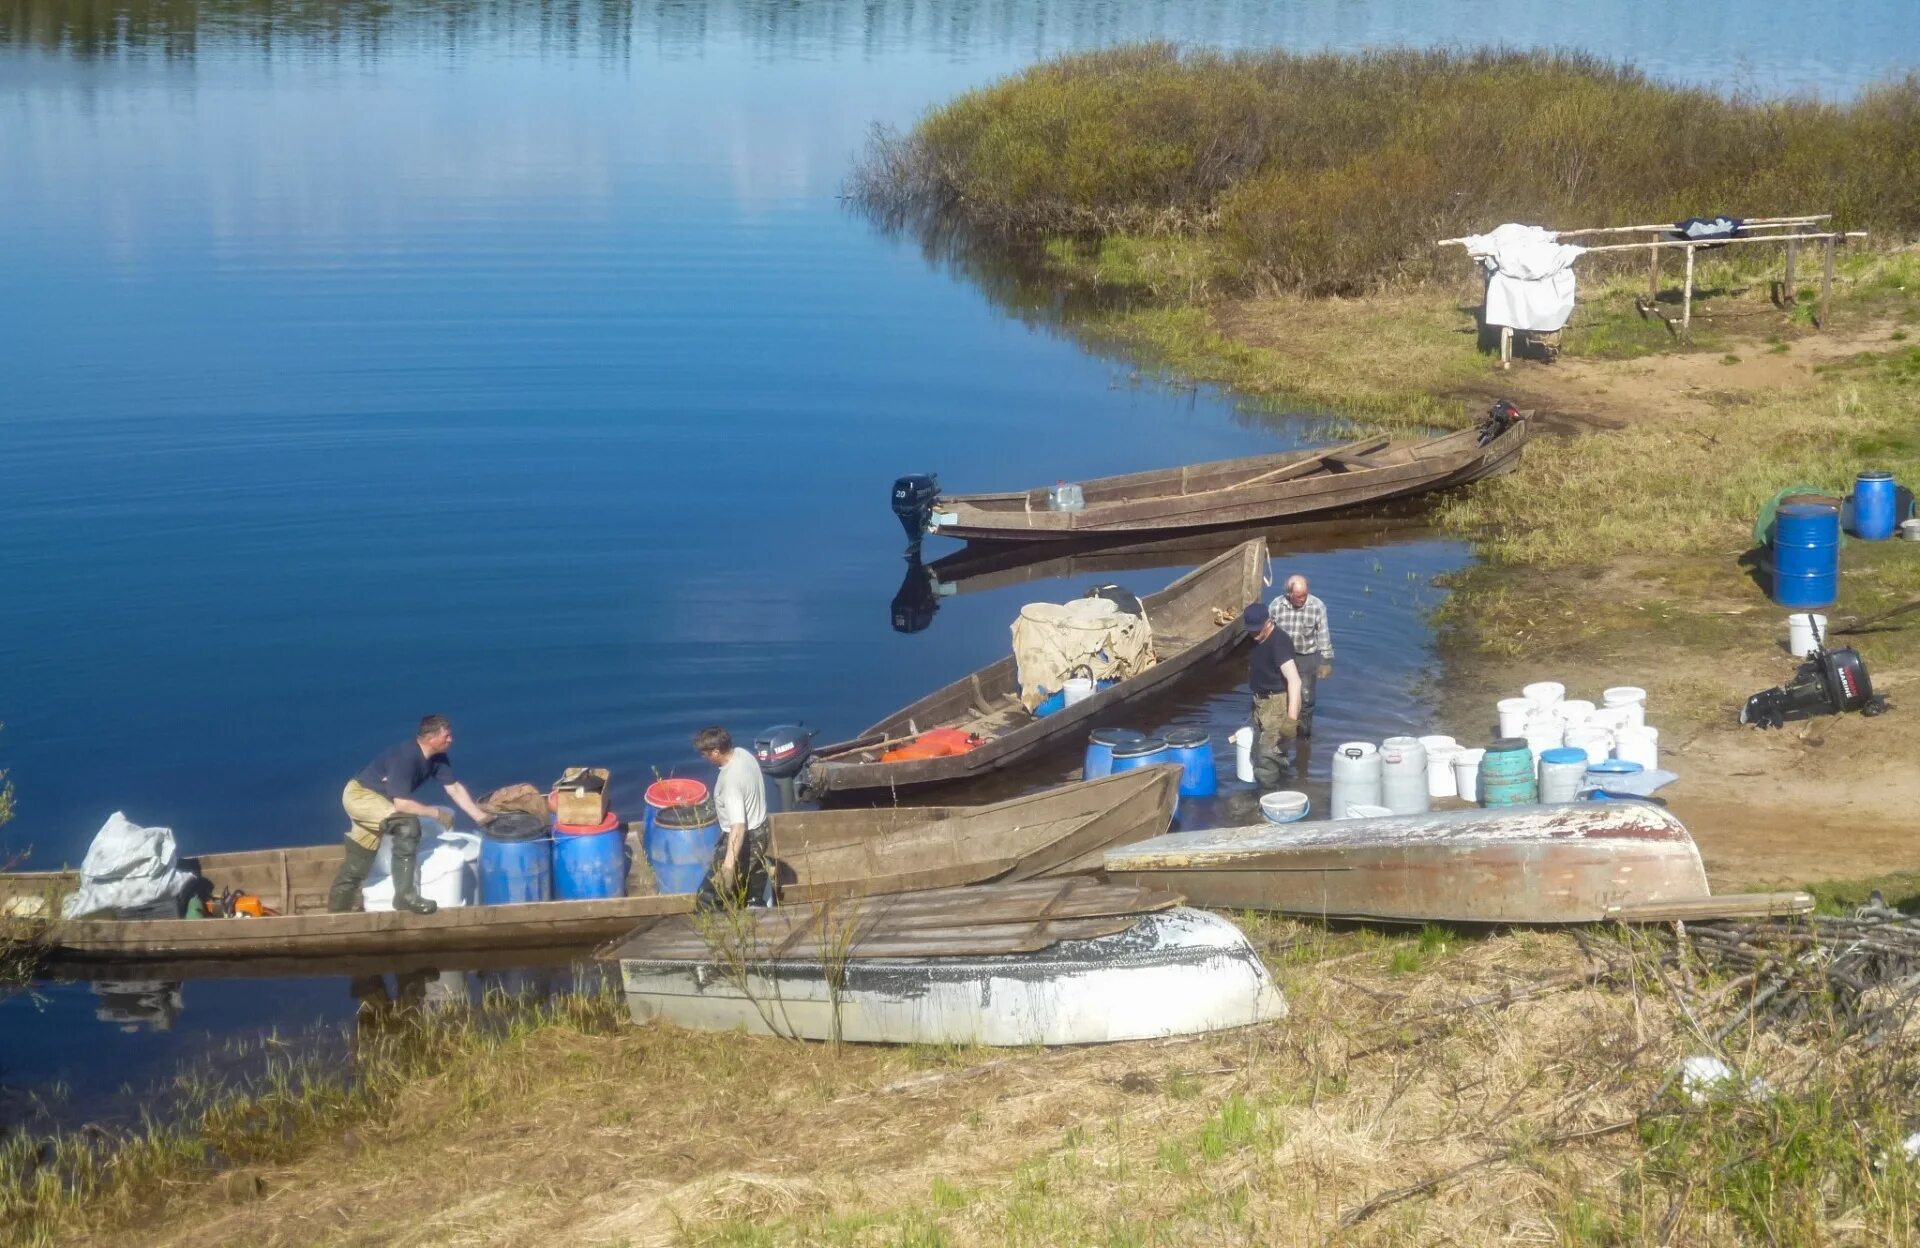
[1553,699,1597,727]
[1523,681,1565,711]
[1229,726,1255,783]
[1425,744,1461,798]
[1616,725,1660,770]
[1062,676,1096,707]
[1452,748,1486,802]
[1590,706,1633,734]
[1259,791,1310,823]
[1523,715,1564,766]
[1344,803,1394,819]
[1497,697,1533,737]
[1787,613,1828,658]
[1565,726,1614,765]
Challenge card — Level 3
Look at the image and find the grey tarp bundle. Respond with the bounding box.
[1011,597,1155,711]
[61,811,196,919]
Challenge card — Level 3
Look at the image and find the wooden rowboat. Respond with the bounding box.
[602,877,1288,1046]
[0,767,1178,963]
[804,537,1267,799]
[1102,802,1712,926]
[921,419,1529,544]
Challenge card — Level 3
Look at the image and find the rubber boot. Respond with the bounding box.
[327,840,379,913]
[386,815,438,915]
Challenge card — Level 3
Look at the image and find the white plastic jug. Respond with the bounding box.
[1062,676,1095,707]
[1230,726,1255,783]
[1425,744,1461,798]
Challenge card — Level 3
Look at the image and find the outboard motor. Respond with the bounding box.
[1740,644,1877,729]
[890,474,940,553]
[892,555,939,634]
[1085,583,1145,617]
[753,723,817,811]
[1478,399,1522,447]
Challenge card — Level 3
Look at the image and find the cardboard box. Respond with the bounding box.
[553,766,611,827]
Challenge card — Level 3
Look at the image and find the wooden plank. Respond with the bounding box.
[618,915,1144,962]
[1818,235,1836,329]
[1606,893,1814,923]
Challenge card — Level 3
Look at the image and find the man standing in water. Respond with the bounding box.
[329,715,494,914]
[694,726,772,907]
[1243,603,1304,788]
[1270,574,1334,738]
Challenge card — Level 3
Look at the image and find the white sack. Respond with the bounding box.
[1011,597,1155,711]
[362,821,480,912]
[1464,223,1587,333]
[62,812,196,919]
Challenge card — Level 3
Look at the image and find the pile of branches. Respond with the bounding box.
[1671,903,1920,1049]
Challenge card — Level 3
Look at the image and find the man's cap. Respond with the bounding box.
[1242,602,1270,632]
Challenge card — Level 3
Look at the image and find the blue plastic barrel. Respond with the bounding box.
[1479,738,1537,808]
[1773,501,1841,607]
[1853,471,1899,540]
[1159,728,1217,798]
[480,829,552,905]
[1109,735,1168,775]
[646,799,723,895]
[1084,728,1146,780]
[554,823,627,900]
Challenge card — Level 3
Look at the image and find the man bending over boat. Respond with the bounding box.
[1243,603,1304,788]
[329,715,495,915]
[694,726,773,908]
[1269,575,1333,738]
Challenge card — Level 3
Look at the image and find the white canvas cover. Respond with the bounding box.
[1011,597,1155,711]
[61,812,196,919]
[362,820,480,911]
[1464,223,1587,332]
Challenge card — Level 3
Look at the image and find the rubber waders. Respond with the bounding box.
[386,815,438,915]
[327,840,379,913]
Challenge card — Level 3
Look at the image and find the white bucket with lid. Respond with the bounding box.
[1523,681,1565,711]
[1452,748,1486,802]
[1497,697,1533,737]
[1553,699,1597,727]
[1787,613,1828,659]
[1616,725,1660,770]
[1565,726,1613,765]
[1062,676,1096,707]
[1425,743,1461,798]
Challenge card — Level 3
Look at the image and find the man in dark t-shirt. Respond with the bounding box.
[328,715,494,914]
[1243,602,1304,788]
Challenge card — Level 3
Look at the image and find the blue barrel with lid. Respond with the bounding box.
[1773,501,1840,607]
[1853,470,1899,540]
[1479,737,1537,808]
[1084,728,1146,780]
[646,797,722,895]
[480,812,552,905]
[553,811,627,900]
[1159,728,1217,798]
[1109,735,1169,774]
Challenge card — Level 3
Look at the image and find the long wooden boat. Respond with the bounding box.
[1102,802,1712,926]
[0,768,1178,963]
[804,537,1267,799]
[602,877,1288,1046]
[920,419,1528,544]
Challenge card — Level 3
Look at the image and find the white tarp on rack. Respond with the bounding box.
[1464,223,1587,332]
[1011,598,1155,711]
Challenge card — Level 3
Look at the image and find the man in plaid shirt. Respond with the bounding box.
[1269,575,1334,737]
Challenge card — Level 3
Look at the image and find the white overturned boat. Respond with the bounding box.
[1105,802,1714,926]
[599,878,1286,1046]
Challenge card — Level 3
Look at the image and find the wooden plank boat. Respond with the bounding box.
[921,419,1529,544]
[0,767,1178,963]
[601,877,1288,1045]
[804,537,1268,799]
[1102,802,1711,926]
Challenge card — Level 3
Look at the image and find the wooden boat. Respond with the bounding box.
[805,537,1267,798]
[601,876,1288,1045]
[0,768,1178,964]
[921,419,1529,544]
[1103,802,1712,926]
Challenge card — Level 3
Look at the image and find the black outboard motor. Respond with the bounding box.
[891,474,940,553]
[1478,399,1522,447]
[753,723,816,810]
[1740,644,1876,729]
[1085,583,1145,617]
[892,555,938,634]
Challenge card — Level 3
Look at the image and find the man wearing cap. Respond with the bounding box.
[1269,574,1333,738]
[1243,602,1304,787]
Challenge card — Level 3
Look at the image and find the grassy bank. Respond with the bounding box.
[853,44,1920,296]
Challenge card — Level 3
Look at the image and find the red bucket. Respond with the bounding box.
[554,809,621,837]
[644,778,708,811]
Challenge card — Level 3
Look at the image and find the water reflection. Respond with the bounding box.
[90,978,184,1031]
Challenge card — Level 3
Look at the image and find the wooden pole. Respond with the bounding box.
[1554,231,1865,256]
[1784,236,1799,304]
[1500,325,1512,370]
[1682,245,1696,338]
[1436,214,1830,246]
[1819,235,1836,329]
[1648,244,1661,303]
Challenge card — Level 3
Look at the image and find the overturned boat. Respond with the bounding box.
[601,876,1288,1046]
[1103,802,1712,926]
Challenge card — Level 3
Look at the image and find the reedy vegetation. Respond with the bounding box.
[852,43,1920,296]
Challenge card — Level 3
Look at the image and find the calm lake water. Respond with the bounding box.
[4,0,1916,1124]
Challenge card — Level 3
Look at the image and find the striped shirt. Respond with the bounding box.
[1268,593,1333,659]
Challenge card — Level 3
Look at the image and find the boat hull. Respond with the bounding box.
[1104,803,1711,926]
[615,907,1287,1046]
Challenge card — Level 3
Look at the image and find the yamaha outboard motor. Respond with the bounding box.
[1478,399,1521,447]
[892,555,938,634]
[753,723,817,811]
[891,474,940,554]
[1740,645,1876,729]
